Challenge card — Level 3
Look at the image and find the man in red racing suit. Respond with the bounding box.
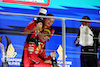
[23,13,55,42]
[23,29,54,67]
[21,14,55,67]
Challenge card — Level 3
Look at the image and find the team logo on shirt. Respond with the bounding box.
[35,44,41,54]
[35,42,44,54]
[28,44,35,54]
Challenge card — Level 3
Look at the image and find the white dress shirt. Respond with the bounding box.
[79,25,94,46]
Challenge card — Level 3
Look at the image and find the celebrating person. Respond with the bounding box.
[22,29,56,67]
[23,13,55,42]
[21,7,55,67]
[74,16,100,67]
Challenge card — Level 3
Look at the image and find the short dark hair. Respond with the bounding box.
[82,16,90,20]
[80,16,90,22]
[46,13,54,16]
[43,13,54,21]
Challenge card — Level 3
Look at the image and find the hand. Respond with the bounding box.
[44,60,52,64]
[50,51,56,57]
[33,23,42,32]
[33,26,40,31]
[36,22,43,29]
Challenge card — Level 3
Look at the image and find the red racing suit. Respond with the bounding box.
[24,20,55,42]
[23,41,52,67]
[24,20,37,39]
[21,20,55,67]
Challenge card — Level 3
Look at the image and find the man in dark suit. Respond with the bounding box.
[74,16,100,67]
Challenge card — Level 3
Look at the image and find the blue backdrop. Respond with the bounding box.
[0,0,100,67]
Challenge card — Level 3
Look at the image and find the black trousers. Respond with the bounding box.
[81,53,97,67]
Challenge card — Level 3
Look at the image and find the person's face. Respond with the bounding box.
[39,32,50,42]
[82,21,91,27]
[36,22,43,28]
[44,18,54,27]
